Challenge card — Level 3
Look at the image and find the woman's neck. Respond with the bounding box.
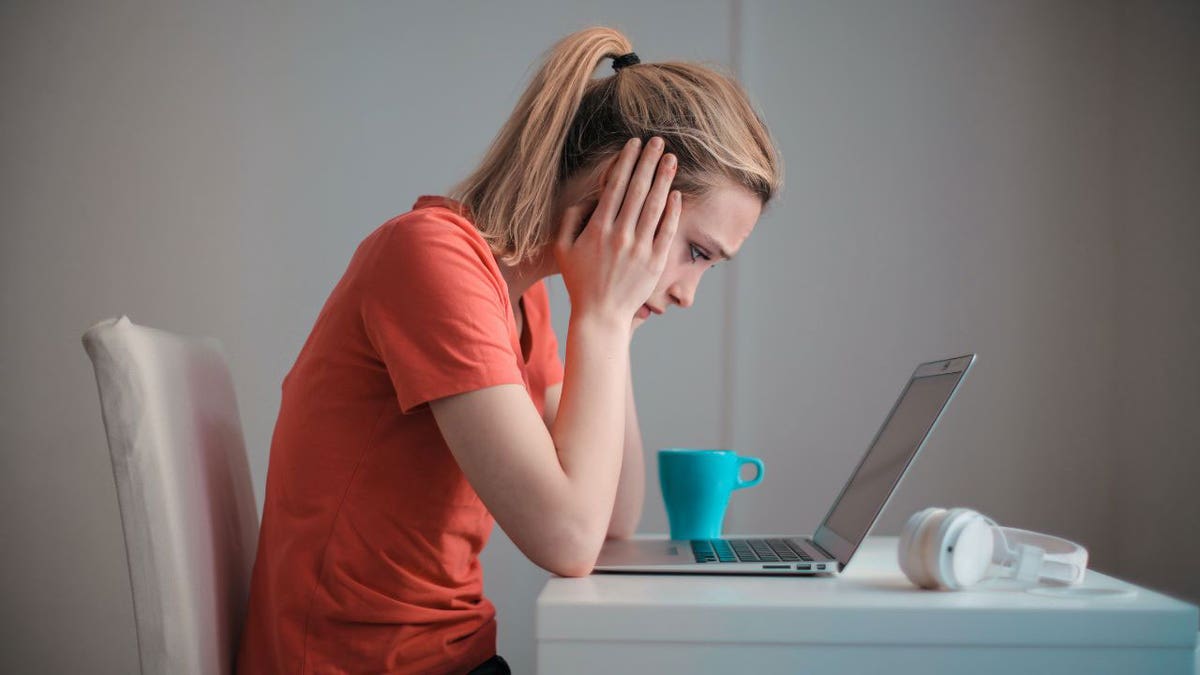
[495,248,556,312]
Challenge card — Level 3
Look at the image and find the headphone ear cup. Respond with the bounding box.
[936,509,992,590]
[899,508,944,589]
[949,515,995,588]
[921,508,963,589]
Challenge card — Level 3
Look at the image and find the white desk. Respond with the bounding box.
[536,536,1199,674]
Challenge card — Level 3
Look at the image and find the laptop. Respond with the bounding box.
[594,354,976,575]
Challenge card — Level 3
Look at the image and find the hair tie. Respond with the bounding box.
[612,52,640,72]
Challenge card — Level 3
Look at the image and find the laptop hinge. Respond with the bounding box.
[809,539,836,561]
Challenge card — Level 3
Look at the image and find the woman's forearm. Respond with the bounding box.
[552,313,631,557]
[607,358,645,539]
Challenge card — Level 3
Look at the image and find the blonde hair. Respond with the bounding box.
[447,26,783,265]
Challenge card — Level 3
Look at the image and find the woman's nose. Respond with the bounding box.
[668,282,695,309]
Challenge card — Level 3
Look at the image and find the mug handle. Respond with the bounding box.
[734,456,764,490]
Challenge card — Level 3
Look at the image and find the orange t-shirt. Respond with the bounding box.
[237,195,565,674]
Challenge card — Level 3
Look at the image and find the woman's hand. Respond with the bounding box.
[555,136,681,326]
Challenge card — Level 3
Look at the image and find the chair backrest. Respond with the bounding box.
[82,316,259,675]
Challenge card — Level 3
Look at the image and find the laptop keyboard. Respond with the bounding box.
[690,538,815,564]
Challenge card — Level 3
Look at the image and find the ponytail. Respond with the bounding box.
[447,28,633,265]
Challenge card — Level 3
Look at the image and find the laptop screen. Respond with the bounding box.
[821,370,964,547]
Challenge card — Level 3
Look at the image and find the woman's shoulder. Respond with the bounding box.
[355,196,490,263]
[347,195,503,293]
[373,195,482,246]
[410,194,474,219]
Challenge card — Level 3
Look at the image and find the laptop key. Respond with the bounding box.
[691,541,719,562]
[767,539,796,554]
[775,538,816,561]
[692,539,735,563]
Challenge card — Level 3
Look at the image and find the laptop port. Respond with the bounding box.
[798,564,812,570]
[763,564,789,569]
[816,564,826,570]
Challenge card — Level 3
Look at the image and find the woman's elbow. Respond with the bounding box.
[541,526,603,577]
[540,545,597,577]
[550,558,596,578]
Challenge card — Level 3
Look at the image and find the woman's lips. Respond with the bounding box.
[637,304,663,319]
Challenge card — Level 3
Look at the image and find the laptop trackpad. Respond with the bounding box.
[596,538,687,567]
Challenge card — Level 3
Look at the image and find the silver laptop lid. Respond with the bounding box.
[812,354,976,569]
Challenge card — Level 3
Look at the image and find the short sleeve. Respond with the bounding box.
[358,214,524,414]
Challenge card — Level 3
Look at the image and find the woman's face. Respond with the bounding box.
[634,182,761,324]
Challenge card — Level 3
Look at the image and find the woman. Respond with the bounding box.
[237,26,781,675]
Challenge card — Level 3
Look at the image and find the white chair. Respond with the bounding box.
[82,316,260,675]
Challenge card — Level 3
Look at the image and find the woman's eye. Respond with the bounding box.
[689,243,712,264]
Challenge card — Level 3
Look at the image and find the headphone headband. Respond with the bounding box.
[995,526,1089,584]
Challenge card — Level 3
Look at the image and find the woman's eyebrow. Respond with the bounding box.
[701,233,734,260]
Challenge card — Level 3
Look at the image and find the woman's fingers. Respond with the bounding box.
[652,191,682,260]
[594,137,644,233]
[615,137,665,239]
[635,151,675,244]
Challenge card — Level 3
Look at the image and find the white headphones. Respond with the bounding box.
[898,507,1089,590]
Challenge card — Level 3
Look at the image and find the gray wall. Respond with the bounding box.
[1112,0,1200,603]
[1,1,1196,673]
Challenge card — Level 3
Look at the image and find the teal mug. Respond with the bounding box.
[658,448,765,541]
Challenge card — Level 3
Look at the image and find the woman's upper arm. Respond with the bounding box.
[429,383,591,577]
